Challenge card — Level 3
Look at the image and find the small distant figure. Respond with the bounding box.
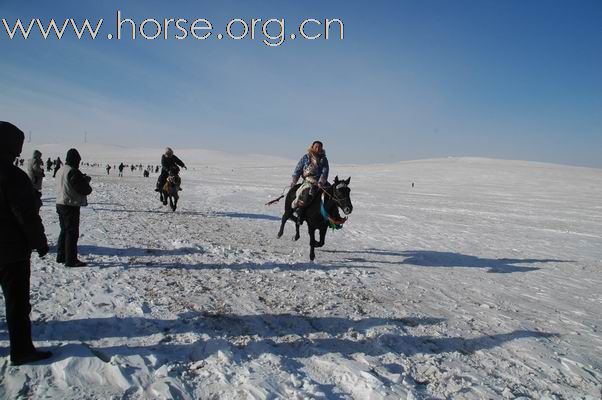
[52,157,62,177]
[106,164,112,175]
[130,164,135,173]
[118,163,124,177]
[155,165,159,174]
[412,182,414,188]
[26,150,45,196]
[143,169,149,178]
[46,157,53,172]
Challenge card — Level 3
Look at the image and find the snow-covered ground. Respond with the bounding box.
[1,145,601,399]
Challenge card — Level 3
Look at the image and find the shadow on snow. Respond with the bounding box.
[77,245,204,257]
[6,313,555,379]
[90,206,279,221]
[322,249,571,273]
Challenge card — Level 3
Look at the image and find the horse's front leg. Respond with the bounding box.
[309,228,317,261]
[314,226,327,248]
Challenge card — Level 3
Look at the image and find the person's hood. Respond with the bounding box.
[0,121,25,158]
[33,150,42,159]
[308,148,326,158]
[66,148,81,167]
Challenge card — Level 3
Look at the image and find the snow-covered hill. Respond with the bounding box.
[20,143,295,167]
[1,149,601,399]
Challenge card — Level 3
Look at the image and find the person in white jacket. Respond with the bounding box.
[26,150,45,195]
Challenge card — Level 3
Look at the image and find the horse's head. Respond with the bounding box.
[330,176,353,216]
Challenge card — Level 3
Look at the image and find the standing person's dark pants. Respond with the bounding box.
[52,167,59,178]
[0,261,36,359]
[56,205,80,265]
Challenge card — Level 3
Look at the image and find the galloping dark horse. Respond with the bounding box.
[160,168,181,212]
[277,176,353,261]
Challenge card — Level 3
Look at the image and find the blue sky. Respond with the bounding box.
[1,0,601,167]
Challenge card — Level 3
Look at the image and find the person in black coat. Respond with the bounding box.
[55,149,93,268]
[52,157,62,178]
[155,147,186,192]
[0,121,52,365]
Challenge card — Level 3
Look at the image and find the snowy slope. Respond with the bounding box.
[1,149,601,399]
[20,143,294,167]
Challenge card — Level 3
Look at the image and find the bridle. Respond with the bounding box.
[319,182,351,228]
[320,182,349,210]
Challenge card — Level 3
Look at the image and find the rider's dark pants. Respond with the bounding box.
[156,170,168,190]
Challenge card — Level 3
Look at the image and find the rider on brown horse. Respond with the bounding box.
[155,147,187,192]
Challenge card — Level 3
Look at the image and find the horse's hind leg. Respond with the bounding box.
[277,209,295,238]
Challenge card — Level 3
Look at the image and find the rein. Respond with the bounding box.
[319,183,348,210]
[319,185,348,230]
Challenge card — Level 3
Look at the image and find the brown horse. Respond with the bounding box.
[160,168,181,212]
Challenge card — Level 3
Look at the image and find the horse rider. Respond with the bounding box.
[290,140,329,225]
[155,147,187,192]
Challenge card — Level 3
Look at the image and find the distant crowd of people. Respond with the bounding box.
[106,163,160,177]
